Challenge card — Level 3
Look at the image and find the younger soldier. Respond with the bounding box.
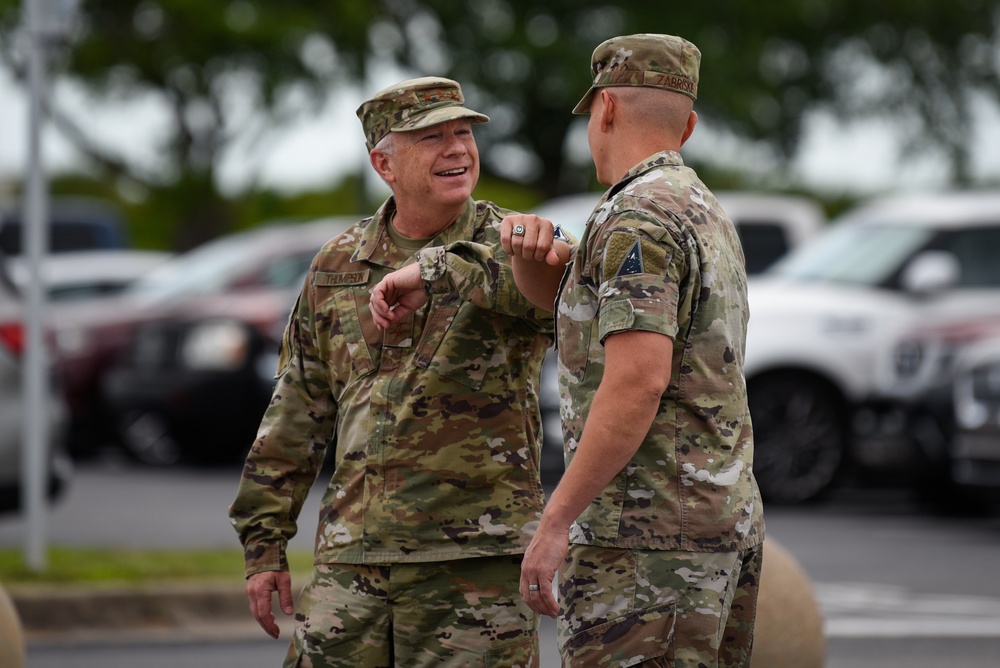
[229,77,552,667]
[503,34,766,666]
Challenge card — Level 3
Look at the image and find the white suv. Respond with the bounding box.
[532,191,825,275]
[745,191,1000,503]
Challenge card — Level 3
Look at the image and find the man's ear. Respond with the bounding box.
[599,89,617,132]
[680,110,698,146]
[370,149,394,183]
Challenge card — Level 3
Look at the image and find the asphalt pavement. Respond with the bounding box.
[4,457,1000,667]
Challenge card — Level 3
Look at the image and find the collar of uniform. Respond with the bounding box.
[608,150,685,200]
[578,150,684,280]
[351,196,480,265]
[351,198,397,265]
[427,197,480,248]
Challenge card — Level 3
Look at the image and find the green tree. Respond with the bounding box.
[1,0,380,247]
[377,0,1000,191]
[2,1,997,246]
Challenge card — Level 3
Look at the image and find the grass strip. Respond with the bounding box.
[0,547,315,586]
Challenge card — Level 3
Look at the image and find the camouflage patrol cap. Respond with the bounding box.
[356,76,490,151]
[573,33,701,114]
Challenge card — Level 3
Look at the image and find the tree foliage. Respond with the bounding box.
[1,1,998,246]
[376,0,1000,191]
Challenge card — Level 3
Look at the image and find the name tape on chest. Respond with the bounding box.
[314,269,371,287]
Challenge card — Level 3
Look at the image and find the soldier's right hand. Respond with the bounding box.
[247,570,295,639]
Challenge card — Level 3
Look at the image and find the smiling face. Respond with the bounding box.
[378,119,480,213]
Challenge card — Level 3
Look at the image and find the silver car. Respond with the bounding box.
[0,257,73,513]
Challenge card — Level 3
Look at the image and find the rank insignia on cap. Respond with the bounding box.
[616,238,645,276]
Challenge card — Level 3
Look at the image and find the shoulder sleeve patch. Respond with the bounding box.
[604,230,668,282]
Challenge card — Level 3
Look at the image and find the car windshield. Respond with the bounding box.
[126,232,269,303]
[769,223,934,286]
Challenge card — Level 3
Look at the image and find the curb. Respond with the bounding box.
[9,583,268,645]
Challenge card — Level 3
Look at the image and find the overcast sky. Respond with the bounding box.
[3,63,999,203]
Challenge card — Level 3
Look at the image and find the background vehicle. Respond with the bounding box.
[0,255,72,512]
[950,335,1000,501]
[97,216,354,465]
[7,249,172,302]
[532,191,827,483]
[744,190,1000,503]
[855,314,1000,498]
[532,191,825,275]
[0,196,130,255]
[4,248,171,456]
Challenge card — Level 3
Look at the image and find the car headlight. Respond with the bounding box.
[180,320,250,371]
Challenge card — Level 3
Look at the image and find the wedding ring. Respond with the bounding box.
[528,584,540,591]
[513,224,526,236]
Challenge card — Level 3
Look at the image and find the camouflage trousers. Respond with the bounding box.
[284,555,539,668]
[557,543,764,668]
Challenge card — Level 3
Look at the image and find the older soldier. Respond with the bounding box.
[501,34,766,666]
[228,76,552,667]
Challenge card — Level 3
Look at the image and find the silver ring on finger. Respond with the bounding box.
[513,224,526,237]
[528,584,540,591]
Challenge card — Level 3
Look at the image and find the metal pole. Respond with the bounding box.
[21,0,51,572]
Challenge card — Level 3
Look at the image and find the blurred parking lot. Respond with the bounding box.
[2,189,1000,668]
[4,190,1000,513]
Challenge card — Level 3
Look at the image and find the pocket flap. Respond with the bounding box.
[564,601,676,667]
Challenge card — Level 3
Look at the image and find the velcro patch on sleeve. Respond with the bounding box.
[604,230,667,282]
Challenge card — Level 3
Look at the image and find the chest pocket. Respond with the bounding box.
[315,270,376,380]
[413,296,495,390]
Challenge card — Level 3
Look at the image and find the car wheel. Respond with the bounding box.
[748,374,845,504]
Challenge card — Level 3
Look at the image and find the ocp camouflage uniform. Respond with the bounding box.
[229,195,553,667]
[554,150,766,667]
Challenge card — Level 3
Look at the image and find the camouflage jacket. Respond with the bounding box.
[229,197,554,575]
[558,151,765,552]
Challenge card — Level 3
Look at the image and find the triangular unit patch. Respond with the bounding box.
[616,238,645,276]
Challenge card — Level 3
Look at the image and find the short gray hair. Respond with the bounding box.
[373,132,396,156]
[371,132,398,186]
